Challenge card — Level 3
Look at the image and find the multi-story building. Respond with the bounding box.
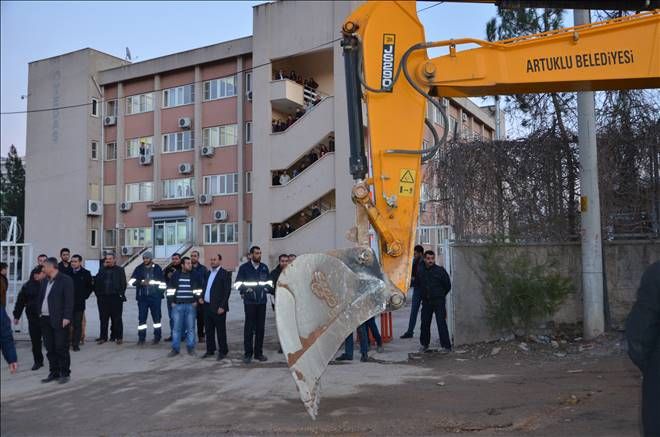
[24,0,496,272]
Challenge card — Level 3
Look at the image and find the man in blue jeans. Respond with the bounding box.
[166,257,203,357]
[336,323,370,362]
[401,245,425,339]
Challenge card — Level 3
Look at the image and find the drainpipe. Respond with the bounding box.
[236,56,245,258]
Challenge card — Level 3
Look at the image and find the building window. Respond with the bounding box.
[91,141,98,160]
[449,116,457,138]
[105,142,117,161]
[418,228,431,244]
[203,223,238,244]
[104,229,116,247]
[125,182,154,202]
[245,171,252,193]
[162,131,193,153]
[126,92,154,115]
[162,84,194,108]
[202,124,237,148]
[245,121,252,143]
[203,76,236,100]
[125,227,153,247]
[248,222,252,246]
[91,98,99,117]
[127,137,153,158]
[203,173,239,196]
[431,101,445,127]
[245,72,252,97]
[89,229,98,248]
[106,100,118,117]
[163,178,194,199]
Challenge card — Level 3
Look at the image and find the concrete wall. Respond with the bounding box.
[449,241,660,345]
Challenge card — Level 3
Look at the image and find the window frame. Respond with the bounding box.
[89,229,98,248]
[162,131,194,153]
[126,136,154,159]
[203,222,239,245]
[90,141,98,160]
[124,182,154,203]
[91,98,99,117]
[203,75,237,101]
[245,171,252,193]
[104,229,116,248]
[124,227,153,247]
[105,142,117,161]
[202,124,238,148]
[245,72,252,98]
[126,92,154,115]
[162,177,195,200]
[245,121,252,144]
[105,99,118,117]
[203,173,239,197]
[162,84,195,109]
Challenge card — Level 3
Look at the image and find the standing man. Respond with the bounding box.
[269,254,289,354]
[199,254,231,360]
[235,246,272,364]
[418,250,452,353]
[57,248,73,276]
[39,258,74,384]
[626,261,660,437]
[336,323,370,362]
[129,251,165,345]
[401,245,425,339]
[190,250,208,343]
[37,254,48,266]
[69,255,93,351]
[1,307,18,374]
[94,254,127,345]
[13,266,46,370]
[163,253,182,342]
[0,262,7,309]
[167,257,202,357]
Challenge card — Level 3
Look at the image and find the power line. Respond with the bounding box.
[1,4,443,116]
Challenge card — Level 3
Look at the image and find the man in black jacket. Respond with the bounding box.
[57,248,73,276]
[268,254,289,354]
[626,261,660,437]
[199,254,231,360]
[13,266,46,370]
[191,250,208,342]
[163,253,182,342]
[418,250,452,352]
[39,258,74,384]
[69,255,93,351]
[401,245,425,339]
[94,253,127,344]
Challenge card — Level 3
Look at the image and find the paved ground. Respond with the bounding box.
[1,291,644,436]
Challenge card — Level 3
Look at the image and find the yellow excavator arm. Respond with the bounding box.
[276,2,660,418]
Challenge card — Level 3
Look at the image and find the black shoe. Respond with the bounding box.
[243,356,252,364]
[167,350,179,358]
[96,339,107,345]
[72,345,80,351]
[335,354,353,361]
[277,347,283,354]
[255,355,268,362]
[187,348,196,356]
[137,340,145,346]
[164,336,172,342]
[116,339,123,345]
[360,354,369,362]
[58,376,70,384]
[31,363,43,371]
[201,352,214,359]
[152,339,161,345]
[400,332,413,339]
[217,353,227,361]
[94,337,103,342]
[41,374,60,383]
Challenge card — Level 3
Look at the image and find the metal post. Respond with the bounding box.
[574,9,605,340]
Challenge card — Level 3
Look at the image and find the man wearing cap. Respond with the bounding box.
[129,251,165,345]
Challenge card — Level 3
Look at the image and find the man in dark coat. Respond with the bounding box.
[13,266,46,370]
[418,250,452,352]
[69,255,93,351]
[268,254,289,354]
[57,248,73,276]
[130,251,165,345]
[401,245,425,339]
[163,253,182,342]
[626,261,660,437]
[191,250,209,342]
[199,253,231,360]
[94,253,127,344]
[39,257,74,384]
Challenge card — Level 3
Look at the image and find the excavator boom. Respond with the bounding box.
[276,2,660,418]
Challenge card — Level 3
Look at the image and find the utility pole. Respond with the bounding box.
[574,9,605,340]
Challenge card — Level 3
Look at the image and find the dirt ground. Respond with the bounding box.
[1,293,644,436]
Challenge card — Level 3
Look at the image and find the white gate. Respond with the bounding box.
[1,216,33,333]
[417,225,455,344]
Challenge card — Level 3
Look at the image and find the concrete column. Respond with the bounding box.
[236,57,246,256]
[153,75,162,202]
[574,9,605,340]
[194,66,203,244]
[115,82,125,252]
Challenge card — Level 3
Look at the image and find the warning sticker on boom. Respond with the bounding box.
[399,169,416,197]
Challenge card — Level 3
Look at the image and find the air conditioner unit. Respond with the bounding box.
[139,154,152,166]
[104,116,116,126]
[178,163,193,174]
[87,200,102,216]
[121,246,134,256]
[214,209,228,221]
[178,117,192,129]
[200,146,215,157]
[199,194,212,205]
[246,91,253,101]
[119,201,132,212]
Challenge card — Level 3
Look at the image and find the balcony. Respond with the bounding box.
[270,79,305,113]
[269,152,335,223]
[270,210,336,257]
[270,96,334,170]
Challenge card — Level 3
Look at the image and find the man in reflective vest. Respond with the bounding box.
[234,246,273,364]
[129,251,166,345]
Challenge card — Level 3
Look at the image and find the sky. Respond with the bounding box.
[1,0,507,156]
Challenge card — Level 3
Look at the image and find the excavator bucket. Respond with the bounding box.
[275,247,402,419]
